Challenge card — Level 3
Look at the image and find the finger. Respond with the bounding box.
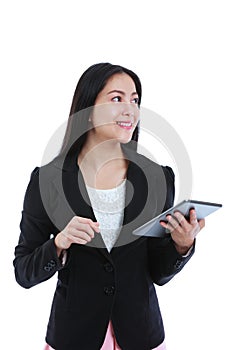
[160,221,177,233]
[173,211,190,231]
[166,215,181,231]
[76,224,96,240]
[72,237,89,245]
[90,222,100,233]
[75,216,98,225]
[61,228,91,245]
[66,227,94,242]
[77,230,94,242]
[199,218,205,229]
[72,221,96,238]
[189,209,198,225]
[160,221,173,233]
[75,216,100,233]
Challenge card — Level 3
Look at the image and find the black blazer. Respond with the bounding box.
[14,146,194,350]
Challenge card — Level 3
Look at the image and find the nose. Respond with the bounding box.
[121,103,136,117]
[122,110,134,117]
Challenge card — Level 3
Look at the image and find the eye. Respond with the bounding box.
[112,96,121,102]
[132,97,139,104]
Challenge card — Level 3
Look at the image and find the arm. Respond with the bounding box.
[13,167,64,288]
[148,236,195,286]
[13,167,100,288]
[147,166,195,285]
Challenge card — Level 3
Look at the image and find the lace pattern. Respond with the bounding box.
[86,180,126,252]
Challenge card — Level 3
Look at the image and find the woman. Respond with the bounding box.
[14,63,205,350]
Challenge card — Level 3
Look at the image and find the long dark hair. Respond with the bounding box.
[59,63,142,157]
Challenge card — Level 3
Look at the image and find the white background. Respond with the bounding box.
[1,1,232,349]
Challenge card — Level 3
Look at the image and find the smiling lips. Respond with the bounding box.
[116,121,133,130]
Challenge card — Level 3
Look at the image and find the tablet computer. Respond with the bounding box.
[132,199,222,238]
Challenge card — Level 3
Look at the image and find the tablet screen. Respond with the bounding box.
[132,199,222,238]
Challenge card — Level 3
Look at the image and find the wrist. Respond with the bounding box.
[55,233,67,257]
[174,241,194,256]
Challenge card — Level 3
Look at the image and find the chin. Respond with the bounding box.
[115,134,133,144]
[119,138,132,144]
[115,131,135,145]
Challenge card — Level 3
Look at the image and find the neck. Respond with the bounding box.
[78,134,126,172]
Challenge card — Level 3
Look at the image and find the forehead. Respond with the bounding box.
[102,73,136,93]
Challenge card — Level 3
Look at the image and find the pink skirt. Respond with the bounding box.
[44,321,166,350]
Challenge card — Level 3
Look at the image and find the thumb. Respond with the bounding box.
[199,219,205,230]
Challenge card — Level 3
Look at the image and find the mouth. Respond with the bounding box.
[116,121,134,130]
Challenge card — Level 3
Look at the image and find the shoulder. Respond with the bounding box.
[23,160,64,221]
[28,156,64,184]
[126,148,174,182]
[24,159,62,204]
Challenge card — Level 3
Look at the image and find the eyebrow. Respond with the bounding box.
[107,89,138,96]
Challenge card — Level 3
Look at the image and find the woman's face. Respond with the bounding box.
[89,73,140,145]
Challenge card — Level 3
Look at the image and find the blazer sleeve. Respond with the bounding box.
[147,166,195,286]
[13,167,64,289]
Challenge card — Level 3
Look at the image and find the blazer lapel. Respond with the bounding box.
[110,158,149,258]
[50,147,158,262]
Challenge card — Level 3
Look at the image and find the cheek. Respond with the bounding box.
[92,104,121,126]
[135,108,140,121]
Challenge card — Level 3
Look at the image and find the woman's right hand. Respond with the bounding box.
[54,216,100,255]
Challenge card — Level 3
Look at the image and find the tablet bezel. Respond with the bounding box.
[132,199,222,238]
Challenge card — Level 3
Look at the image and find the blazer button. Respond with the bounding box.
[49,259,56,267]
[104,286,115,296]
[174,259,183,269]
[104,263,114,273]
[43,266,51,272]
[43,260,57,272]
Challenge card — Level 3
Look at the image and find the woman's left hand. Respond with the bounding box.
[160,209,205,255]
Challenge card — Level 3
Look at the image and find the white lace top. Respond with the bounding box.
[86,180,126,252]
